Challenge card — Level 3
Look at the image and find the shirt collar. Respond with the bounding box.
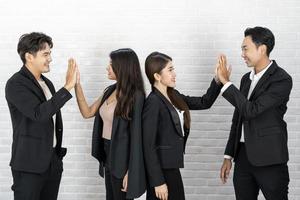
[249,61,273,81]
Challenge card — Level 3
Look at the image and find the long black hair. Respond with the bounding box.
[110,48,145,120]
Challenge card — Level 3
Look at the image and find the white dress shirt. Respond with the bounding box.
[222,61,273,159]
[174,106,185,136]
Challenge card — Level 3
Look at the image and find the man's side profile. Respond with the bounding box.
[5,32,77,200]
[217,27,292,200]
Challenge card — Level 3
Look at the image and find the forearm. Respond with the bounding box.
[75,83,94,118]
[6,82,72,122]
[179,79,222,110]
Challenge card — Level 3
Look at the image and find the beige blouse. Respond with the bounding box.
[99,100,117,140]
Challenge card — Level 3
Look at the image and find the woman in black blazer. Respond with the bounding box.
[74,48,146,199]
[143,52,223,200]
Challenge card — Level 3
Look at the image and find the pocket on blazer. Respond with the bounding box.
[19,133,43,140]
[258,126,282,137]
[156,145,172,150]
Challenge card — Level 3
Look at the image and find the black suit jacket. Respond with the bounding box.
[223,61,293,166]
[91,84,146,199]
[142,79,221,187]
[5,66,71,173]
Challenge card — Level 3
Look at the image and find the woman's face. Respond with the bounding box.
[106,60,117,80]
[156,60,176,88]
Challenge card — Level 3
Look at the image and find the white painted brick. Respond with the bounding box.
[0,0,299,199]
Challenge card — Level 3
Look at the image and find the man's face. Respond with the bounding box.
[27,43,52,74]
[241,36,264,68]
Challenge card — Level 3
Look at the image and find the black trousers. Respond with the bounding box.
[233,143,289,200]
[146,168,185,200]
[103,139,132,200]
[11,149,63,200]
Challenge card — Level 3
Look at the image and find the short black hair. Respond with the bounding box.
[244,26,275,56]
[17,32,53,64]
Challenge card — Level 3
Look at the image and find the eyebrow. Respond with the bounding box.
[241,45,247,48]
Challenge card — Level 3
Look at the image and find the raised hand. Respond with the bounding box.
[75,61,80,85]
[64,58,77,91]
[217,54,232,85]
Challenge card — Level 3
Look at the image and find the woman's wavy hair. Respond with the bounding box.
[110,48,145,120]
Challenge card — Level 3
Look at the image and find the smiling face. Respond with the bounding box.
[26,42,52,74]
[106,60,117,80]
[155,60,176,88]
[241,36,266,68]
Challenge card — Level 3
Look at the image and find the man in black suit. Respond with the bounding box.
[217,27,292,200]
[5,32,77,200]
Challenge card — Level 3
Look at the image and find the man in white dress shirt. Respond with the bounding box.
[217,27,292,200]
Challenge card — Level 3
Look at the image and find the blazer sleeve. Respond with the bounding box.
[176,79,222,110]
[224,108,239,157]
[5,78,72,122]
[126,91,146,198]
[224,74,251,158]
[222,75,293,121]
[142,95,165,187]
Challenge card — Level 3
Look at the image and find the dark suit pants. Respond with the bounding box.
[103,139,132,200]
[11,150,63,200]
[233,143,289,200]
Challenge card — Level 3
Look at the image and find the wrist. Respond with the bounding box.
[221,79,229,85]
[75,82,81,88]
[64,84,72,91]
[214,76,221,85]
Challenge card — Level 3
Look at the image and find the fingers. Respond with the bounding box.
[157,192,168,200]
[76,68,80,84]
[228,64,232,75]
[162,192,168,200]
[155,184,168,200]
[225,168,230,180]
[222,55,227,68]
[155,190,159,199]
[68,58,75,70]
[220,166,226,184]
[220,162,230,184]
[121,177,128,192]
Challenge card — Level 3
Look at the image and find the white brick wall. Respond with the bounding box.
[0,0,299,199]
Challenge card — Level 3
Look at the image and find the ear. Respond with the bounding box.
[259,44,267,56]
[153,73,161,82]
[25,52,33,63]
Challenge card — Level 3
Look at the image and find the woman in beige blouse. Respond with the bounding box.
[74,48,146,200]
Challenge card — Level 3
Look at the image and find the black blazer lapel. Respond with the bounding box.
[153,88,184,137]
[241,75,251,98]
[20,66,47,101]
[249,61,277,100]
